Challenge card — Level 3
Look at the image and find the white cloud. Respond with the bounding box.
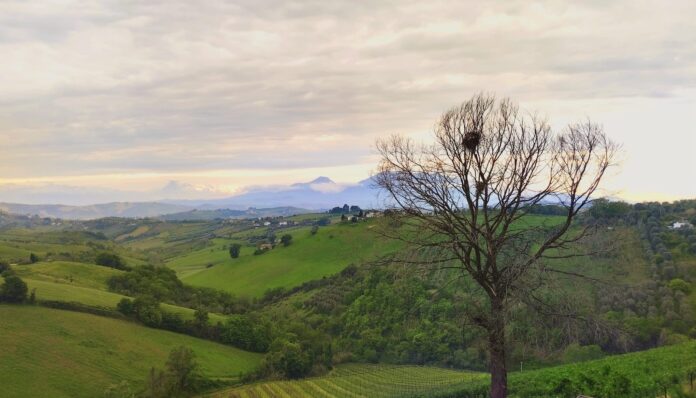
[0,0,695,201]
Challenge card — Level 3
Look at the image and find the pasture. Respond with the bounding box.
[0,305,262,398]
[171,221,402,297]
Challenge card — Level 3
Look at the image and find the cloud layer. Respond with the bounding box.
[0,1,695,201]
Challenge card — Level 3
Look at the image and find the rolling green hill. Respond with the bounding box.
[12,260,229,323]
[169,221,403,297]
[0,305,262,398]
[23,276,228,323]
[14,260,124,289]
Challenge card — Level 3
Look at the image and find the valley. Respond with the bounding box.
[2,199,696,396]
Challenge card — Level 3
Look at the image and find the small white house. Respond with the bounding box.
[263,221,271,226]
[279,221,288,226]
[670,221,694,230]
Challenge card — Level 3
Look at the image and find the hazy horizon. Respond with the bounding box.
[2,1,695,204]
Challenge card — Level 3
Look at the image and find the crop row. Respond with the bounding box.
[214,365,486,398]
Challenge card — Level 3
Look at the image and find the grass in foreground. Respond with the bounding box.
[0,305,262,398]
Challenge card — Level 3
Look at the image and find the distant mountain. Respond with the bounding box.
[159,206,313,221]
[0,176,385,220]
[0,202,193,220]
[167,176,384,210]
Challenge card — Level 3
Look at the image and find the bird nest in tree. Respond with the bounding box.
[462,130,482,152]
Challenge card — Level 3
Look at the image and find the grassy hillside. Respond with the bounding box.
[0,228,147,267]
[14,260,124,289]
[8,259,229,322]
[171,221,402,297]
[209,364,487,398]
[24,278,228,323]
[0,305,262,398]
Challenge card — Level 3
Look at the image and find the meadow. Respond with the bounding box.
[168,221,403,297]
[14,260,228,322]
[14,260,123,289]
[0,305,262,398]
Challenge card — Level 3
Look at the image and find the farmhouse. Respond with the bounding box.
[670,221,694,230]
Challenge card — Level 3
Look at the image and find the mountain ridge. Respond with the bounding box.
[0,176,383,220]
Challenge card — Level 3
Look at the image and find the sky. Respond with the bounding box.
[0,0,695,204]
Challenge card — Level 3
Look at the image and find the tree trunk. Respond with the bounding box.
[489,301,508,398]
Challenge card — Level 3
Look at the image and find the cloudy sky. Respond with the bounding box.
[0,0,695,204]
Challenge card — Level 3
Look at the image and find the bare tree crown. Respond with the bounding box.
[375,93,617,302]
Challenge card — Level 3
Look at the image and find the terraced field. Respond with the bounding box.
[210,364,487,398]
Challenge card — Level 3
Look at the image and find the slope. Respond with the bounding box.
[0,305,262,398]
[172,221,402,297]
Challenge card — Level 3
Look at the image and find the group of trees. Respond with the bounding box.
[95,252,129,270]
[329,204,361,214]
[107,265,248,314]
[116,295,271,353]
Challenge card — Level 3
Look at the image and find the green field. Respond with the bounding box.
[210,364,487,398]
[14,261,124,289]
[10,260,229,322]
[0,305,262,398]
[170,222,402,297]
[24,278,228,323]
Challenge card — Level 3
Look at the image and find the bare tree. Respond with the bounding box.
[375,93,617,398]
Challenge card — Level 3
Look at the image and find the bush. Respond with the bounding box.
[107,265,246,314]
[280,234,293,247]
[117,297,135,316]
[132,296,162,327]
[95,252,127,270]
[220,315,271,352]
[229,243,242,259]
[144,346,203,398]
[29,253,39,264]
[262,339,311,379]
[0,275,28,303]
[669,278,691,294]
